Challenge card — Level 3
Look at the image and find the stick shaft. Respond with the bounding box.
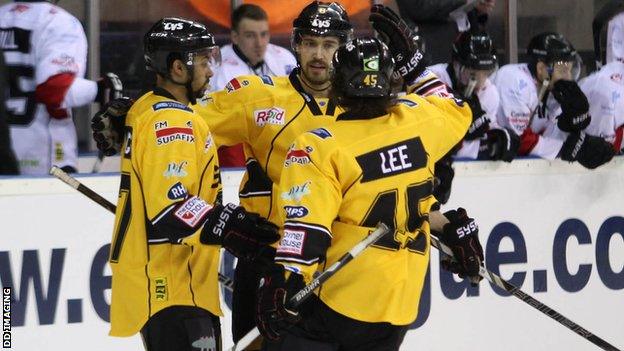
[49,166,234,292]
[430,236,621,351]
[231,223,390,351]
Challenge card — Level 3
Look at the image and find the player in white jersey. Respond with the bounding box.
[579,34,624,154]
[0,0,122,174]
[210,4,296,92]
[606,11,624,65]
[491,32,614,169]
[428,30,519,161]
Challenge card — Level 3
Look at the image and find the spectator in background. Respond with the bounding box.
[210,4,297,168]
[0,0,122,175]
[387,0,496,64]
[427,30,518,203]
[491,32,614,169]
[0,48,19,175]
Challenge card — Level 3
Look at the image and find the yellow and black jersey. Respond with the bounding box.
[109,88,222,336]
[194,69,457,226]
[274,93,471,326]
[195,71,337,223]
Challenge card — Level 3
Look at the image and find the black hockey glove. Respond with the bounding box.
[256,264,302,341]
[200,203,280,261]
[369,4,426,83]
[478,127,520,162]
[91,97,133,156]
[439,208,484,286]
[95,72,124,106]
[464,95,490,140]
[551,80,591,133]
[560,132,615,169]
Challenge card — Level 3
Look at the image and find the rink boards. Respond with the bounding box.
[0,157,622,351]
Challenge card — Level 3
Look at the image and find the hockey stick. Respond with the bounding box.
[430,235,622,351]
[49,166,235,292]
[230,222,391,351]
[91,150,105,173]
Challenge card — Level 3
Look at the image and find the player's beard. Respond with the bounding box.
[301,59,331,87]
[193,77,210,99]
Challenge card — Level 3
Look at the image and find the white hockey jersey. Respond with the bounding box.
[209,43,296,91]
[607,12,624,64]
[0,1,97,174]
[428,63,501,158]
[578,60,624,151]
[491,63,567,159]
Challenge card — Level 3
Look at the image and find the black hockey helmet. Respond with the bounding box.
[144,17,220,77]
[452,30,498,70]
[292,1,353,49]
[527,32,581,80]
[527,32,578,63]
[331,37,395,98]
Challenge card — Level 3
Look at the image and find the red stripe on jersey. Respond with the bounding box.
[614,125,624,152]
[156,127,193,138]
[35,72,75,119]
[518,128,539,156]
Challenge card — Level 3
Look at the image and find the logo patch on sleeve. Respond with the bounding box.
[281,181,311,203]
[152,101,193,112]
[225,78,249,93]
[174,197,213,227]
[156,127,195,145]
[167,181,187,200]
[284,206,309,219]
[309,127,332,139]
[254,107,285,126]
[277,229,306,256]
[284,146,313,167]
[164,161,188,179]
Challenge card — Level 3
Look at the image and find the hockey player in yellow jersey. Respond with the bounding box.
[109,18,279,351]
[91,3,475,347]
[255,37,485,351]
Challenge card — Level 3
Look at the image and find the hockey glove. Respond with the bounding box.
[200,203,280,261]
[551,80,591,132]
[369,4,426,83]
[478,127,520,162]
[256,264,302,341]
[95,72,124,106]
[464,95,490,140]
[560,132,615,169]
[439,208,484,286]
[91,97,133,156]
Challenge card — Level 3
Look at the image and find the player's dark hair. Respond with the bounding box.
[333,96,396,120]
[231,4,268,32]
